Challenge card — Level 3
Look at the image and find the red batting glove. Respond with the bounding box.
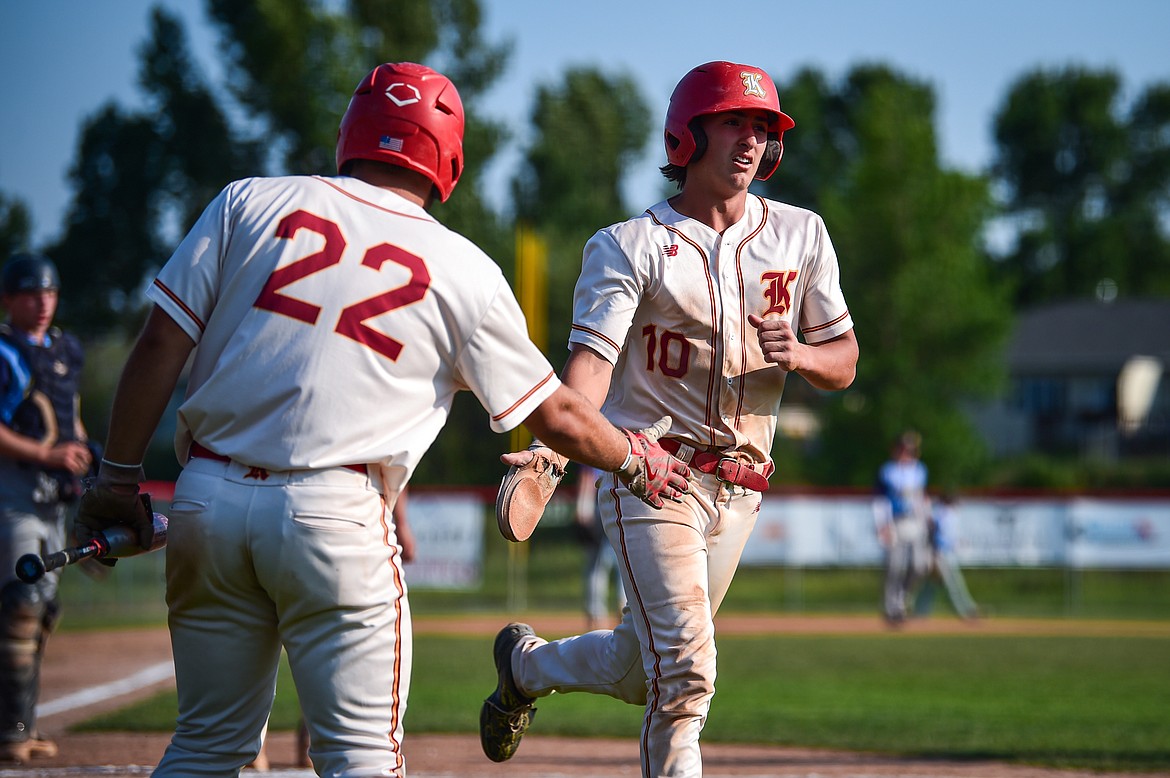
[616,417,690,509]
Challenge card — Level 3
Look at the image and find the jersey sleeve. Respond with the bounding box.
[567,229,642,364]
[456,277,561,433]
[798,215,854,344]
[145,183,234,343]
[0,343,28,426]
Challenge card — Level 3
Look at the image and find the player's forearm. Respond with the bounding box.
[560,345,614,409]
[0,423,51,465]
[103,306,195,466]
[524,385,628,472]
[795,330,858,391]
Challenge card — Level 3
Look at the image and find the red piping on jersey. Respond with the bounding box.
[378,492,408,773]
[151,279,206,332]
[647,211,719,449]
[314,176,436,222]
[733,197,770,428]
[608,478,663,776]
[802,309,851,337]
[570,323,622,354]
[492,370,556,423]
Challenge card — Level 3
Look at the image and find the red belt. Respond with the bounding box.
[189,442,368,475]
[658,439,772,492]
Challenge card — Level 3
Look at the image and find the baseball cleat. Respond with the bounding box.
[480,622,537,762]
[0,735,57,764]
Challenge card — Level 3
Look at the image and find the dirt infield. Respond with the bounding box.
[22,616,1170,777]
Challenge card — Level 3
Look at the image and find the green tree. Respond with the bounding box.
[206,0,512,256]
[47,8,259,333]
[47,104,170,332]
[763,65,1010,487]
[0,192,32,259]
[510,67,651,367]
[990,67,1170,305]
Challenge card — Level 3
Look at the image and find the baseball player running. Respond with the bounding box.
[481,61,858,777]
[76,62,687,778]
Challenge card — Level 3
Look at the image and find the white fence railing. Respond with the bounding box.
[404,491,1170,590]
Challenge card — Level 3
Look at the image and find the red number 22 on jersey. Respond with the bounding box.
[253,210,430,361]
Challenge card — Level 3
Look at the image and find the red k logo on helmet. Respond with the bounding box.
[741,71,766,99]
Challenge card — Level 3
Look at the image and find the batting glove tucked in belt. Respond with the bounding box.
[615,415,691,509]
[75,459,156,558]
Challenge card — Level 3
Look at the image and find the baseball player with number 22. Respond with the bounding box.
[75,62,688,778]
[481,61,859,777]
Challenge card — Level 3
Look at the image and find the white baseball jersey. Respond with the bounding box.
[147,175,558,478]
[568,193,853,464]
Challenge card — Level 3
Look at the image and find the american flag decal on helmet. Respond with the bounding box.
[379,135,404,151]
[662,244,679,257]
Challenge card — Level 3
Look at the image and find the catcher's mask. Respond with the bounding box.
[2,253,60,295]
[336,62,465,202]
[664,61,795,181]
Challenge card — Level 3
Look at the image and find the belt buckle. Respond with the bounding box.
[715,457,742,483]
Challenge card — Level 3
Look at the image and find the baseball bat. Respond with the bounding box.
[15,495,170,584]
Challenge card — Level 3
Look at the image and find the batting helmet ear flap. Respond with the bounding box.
[756,134,784,181]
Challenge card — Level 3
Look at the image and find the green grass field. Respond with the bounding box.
[82,630,1170,772]
[61,517,1170,771]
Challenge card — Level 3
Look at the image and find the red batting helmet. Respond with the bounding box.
[664,61,796,181]
[336,62,465,202]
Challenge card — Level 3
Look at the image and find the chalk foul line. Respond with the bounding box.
[37,661,175,718]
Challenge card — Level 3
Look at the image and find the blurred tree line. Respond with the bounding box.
[1,0,1168,488]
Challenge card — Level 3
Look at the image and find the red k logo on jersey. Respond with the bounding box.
[741,71,766,99]
[761,270,798,316]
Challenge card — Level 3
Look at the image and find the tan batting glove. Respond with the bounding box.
[495,440,569,542]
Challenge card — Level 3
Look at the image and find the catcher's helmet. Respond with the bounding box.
[336,62,465,202]
[2,253,60,295]
[664,61,796,181]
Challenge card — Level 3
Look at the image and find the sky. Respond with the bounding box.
[1,0,1168,247]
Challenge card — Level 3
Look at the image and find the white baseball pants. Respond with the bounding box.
[514,471,761,777]
[152,456,411,778]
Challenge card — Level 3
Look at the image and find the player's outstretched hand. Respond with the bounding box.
[76,460,155,557]
[617,415,691,509]
[496,442,569,542]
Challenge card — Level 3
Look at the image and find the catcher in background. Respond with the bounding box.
[483,60,858,777]
[0,253,93,765]
[75,62,687,778]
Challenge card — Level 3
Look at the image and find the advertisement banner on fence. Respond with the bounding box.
[949,500,1066,566]
[403,493,483,589]
[1066,499,1170,568]
[743,494,1170,569]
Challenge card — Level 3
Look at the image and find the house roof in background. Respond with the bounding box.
[1009,298,1170,374]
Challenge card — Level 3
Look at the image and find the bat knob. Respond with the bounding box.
[15,553,46,583]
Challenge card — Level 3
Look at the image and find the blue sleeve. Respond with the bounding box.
[0,340,30,425]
